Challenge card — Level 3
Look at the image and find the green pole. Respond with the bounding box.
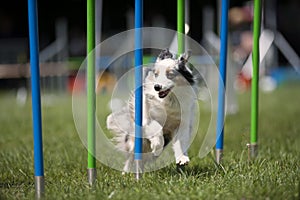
[250,0,261,157]
[87,0,96,185]
[177,0,185,54]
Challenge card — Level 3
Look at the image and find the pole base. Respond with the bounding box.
[247,143,258,160]
[216,149,223,164]
[135,160,143,180]
[35,176,45,199]
[87,168,97,186]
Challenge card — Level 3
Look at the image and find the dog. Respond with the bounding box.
[106,49,198,173]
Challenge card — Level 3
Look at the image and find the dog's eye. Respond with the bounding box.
[167,70,176,79]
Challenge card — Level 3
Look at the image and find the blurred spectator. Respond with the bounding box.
[228,4,253,66]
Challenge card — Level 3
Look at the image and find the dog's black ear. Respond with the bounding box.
[176,51,195,84]
[156,48,173,62]
[177,50,191,64]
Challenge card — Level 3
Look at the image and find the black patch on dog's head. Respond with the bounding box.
[176,55,195,84]
[157,48,173,61]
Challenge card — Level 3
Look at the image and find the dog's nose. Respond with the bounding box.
[154,84,162,91]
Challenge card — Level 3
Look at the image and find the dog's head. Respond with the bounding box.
[148,49,195,98]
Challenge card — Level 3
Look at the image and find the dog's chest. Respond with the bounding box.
[146,94,181,127]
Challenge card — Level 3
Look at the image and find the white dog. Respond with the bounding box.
[106,49,198,173]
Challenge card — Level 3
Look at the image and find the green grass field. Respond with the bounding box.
[0,83,300,199]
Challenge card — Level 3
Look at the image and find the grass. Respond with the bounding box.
[0,83,300,199]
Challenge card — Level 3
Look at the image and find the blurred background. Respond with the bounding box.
[0,0,299,94]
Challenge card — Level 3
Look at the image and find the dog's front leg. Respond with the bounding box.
[145,120,164,156]
[172,123,192,165]
[173,101,197,165]
[172,140,190,165]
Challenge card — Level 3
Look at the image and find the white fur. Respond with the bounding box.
[107,53,198,173]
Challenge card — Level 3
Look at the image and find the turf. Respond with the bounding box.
[0,83,299,199]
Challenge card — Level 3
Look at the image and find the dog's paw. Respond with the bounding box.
[150,136,164,156]
[176,155,190,165]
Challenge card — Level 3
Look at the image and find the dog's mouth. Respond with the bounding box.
[158,87,173,98]
[158,89,170,98]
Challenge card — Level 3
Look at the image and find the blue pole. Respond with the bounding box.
[216,0,229,164]
[28,0,45,196]
[134,0,143,180]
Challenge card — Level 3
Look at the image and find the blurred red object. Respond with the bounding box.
[236,72,251,92]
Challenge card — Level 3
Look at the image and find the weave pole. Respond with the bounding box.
[28,0,45,197]
[87,0,96,185]
[177,0,185,54]
[249,0,261,158]
[215,0,229,164]
[134,0,143,180]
